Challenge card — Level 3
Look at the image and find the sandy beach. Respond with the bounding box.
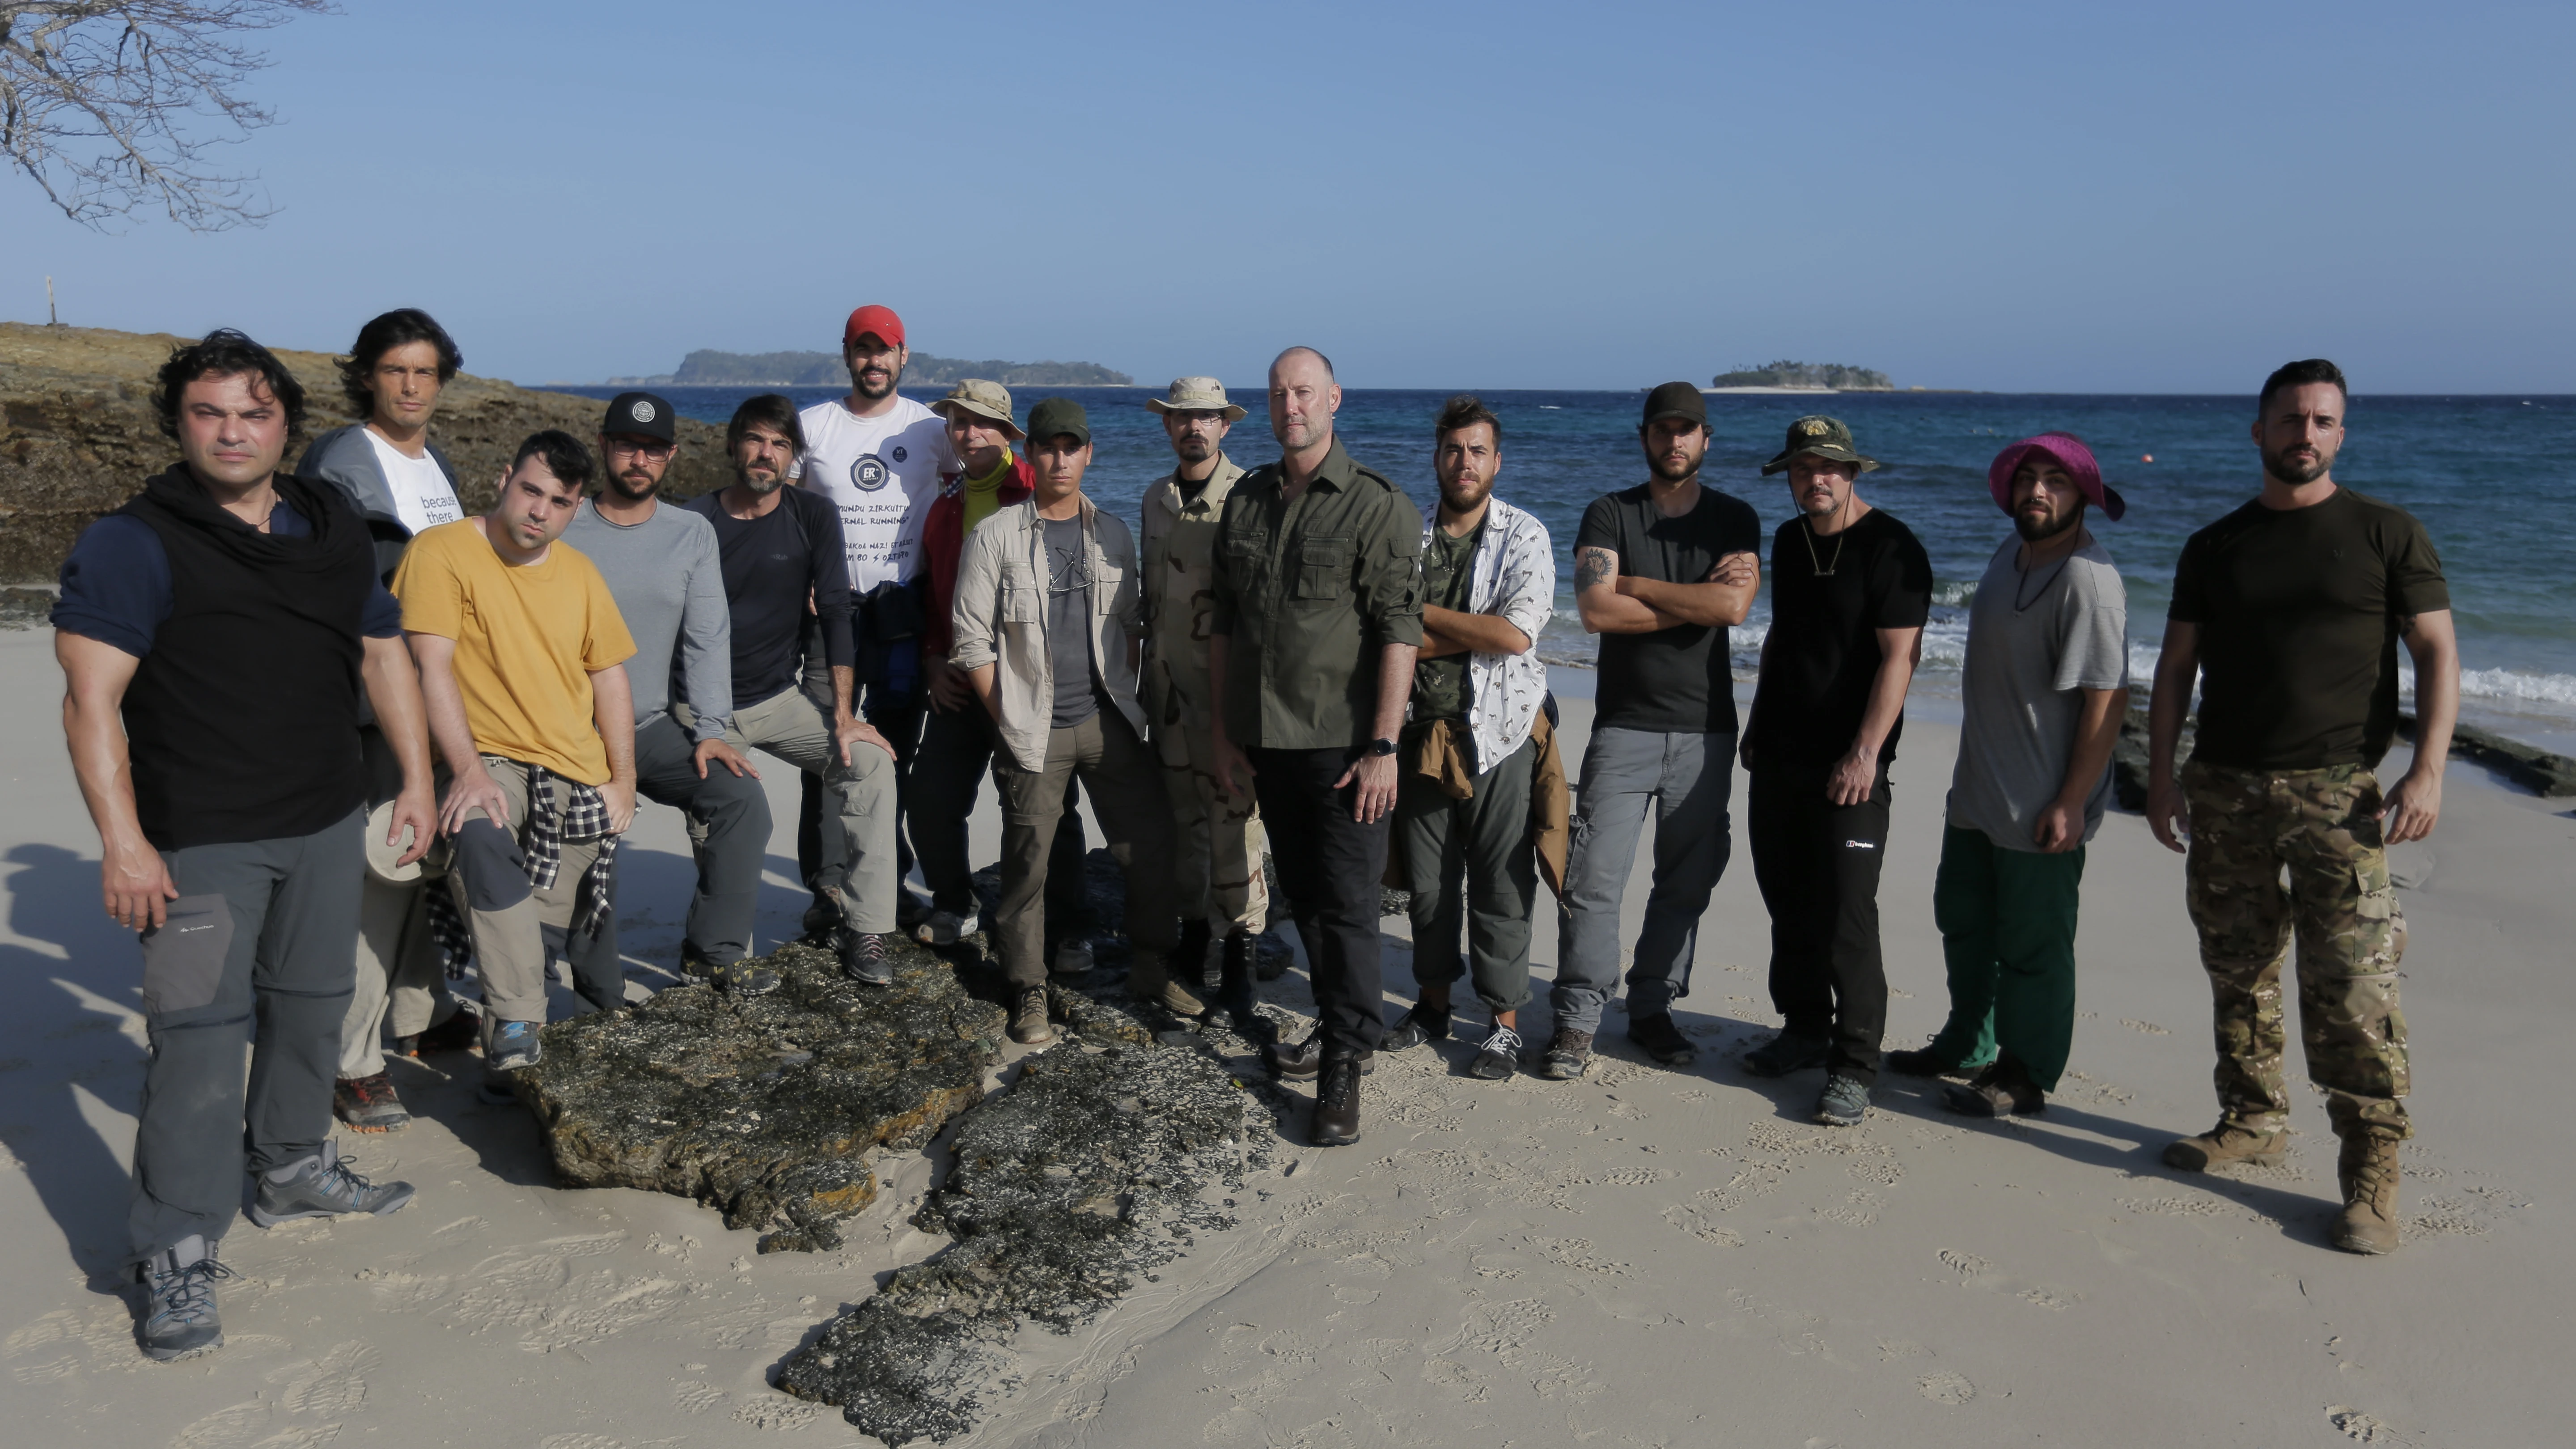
[0,624,2564,1447]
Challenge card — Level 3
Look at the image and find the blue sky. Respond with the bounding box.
[8,1,2572,392]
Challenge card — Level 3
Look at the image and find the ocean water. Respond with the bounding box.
[549,385,2576,750]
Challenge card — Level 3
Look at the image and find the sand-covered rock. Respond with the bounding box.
[773,1039,1254,1445]
[515,941,1005,1254]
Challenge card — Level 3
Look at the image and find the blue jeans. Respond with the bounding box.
[1551,727,1736,1034]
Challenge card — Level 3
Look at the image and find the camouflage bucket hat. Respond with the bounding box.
[1761,414,1880,475]
[1145,376,1247,422]
[931,378,1022,440]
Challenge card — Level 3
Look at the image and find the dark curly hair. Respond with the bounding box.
[338,308,462,419]
[151,329,307,441]
[1434,393,1502,447]
[511,429,595,491]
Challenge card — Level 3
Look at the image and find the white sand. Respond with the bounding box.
[0,626,2564,1446]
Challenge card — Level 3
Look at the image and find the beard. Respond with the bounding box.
[2015,503,2080,541]
[609,468,661,501]
[852,364,900,401]
[1275,417,1326,450]
[1646,448,1701,484]
[1174,434,1213,462]
[736,466,783,496]
[2263,443,2328,485]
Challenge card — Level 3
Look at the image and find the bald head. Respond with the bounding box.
[1267,346,1340,453]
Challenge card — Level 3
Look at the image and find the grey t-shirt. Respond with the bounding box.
[563,498,732,738]
[1043,515,1099,728]
[1947,533,2130,850]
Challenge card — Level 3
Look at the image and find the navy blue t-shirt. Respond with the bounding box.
[54,503,404,657]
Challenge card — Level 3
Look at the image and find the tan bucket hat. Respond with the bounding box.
[1145,376,1247,422]
[363,800,442,886]
[929,378,1022,439]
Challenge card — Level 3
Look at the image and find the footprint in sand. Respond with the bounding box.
[1938,1250,1992,1280]
[1918,1371,1976,1405]
[277,1339,377,1416]
[538,1436,628,1449]
[2119,1018,2171,1035]
[733,1397,823,1430]
[672,1380,728,1415]
[2326,1405,2415,1444]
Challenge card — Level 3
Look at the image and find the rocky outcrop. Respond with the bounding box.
[514,941,1005,1254]
[772,1039,1254,1445]
[0,322,732,582]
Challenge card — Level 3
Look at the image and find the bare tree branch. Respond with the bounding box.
[2,1,335,232]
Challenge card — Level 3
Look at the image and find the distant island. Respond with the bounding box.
[606,349,1133,388]
[1707,360,1894,392]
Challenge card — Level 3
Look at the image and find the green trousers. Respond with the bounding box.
[1928,824,2085,1091]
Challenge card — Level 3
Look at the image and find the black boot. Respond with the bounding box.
[1218,928,1266,1037]
[1175,919,1213,991]
[1311,1055,1364,1147]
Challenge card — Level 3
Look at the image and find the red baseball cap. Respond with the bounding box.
[843,305,905,348]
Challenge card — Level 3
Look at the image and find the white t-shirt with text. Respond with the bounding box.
[365,428,465,537]
[792,395,957,594]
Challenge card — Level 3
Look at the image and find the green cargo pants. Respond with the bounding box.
[2181,759,2410,1141]
[1928,823,2085,1091]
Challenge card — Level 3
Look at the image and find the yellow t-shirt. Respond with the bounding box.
[392,520,636,784]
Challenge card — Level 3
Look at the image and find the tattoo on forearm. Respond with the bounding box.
[1576,547,1613,592]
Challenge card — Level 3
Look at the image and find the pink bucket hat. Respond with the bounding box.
[1988,432,2125,521]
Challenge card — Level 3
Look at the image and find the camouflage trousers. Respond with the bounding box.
[2181,759,2410,1141]
[1159,722,1270,936]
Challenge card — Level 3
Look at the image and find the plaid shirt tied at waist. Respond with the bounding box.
[425,759,620,980]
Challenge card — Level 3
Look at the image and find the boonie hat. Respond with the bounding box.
[843,304,906,348]
[1988,432,2126,522]
[1641,381,1707,429]
[931,378,1023,440]
[363,800,440,886]
[1146,376,1247,422]
[1762,415,1879,475]
[1027,397,1091,447]
[602,391,675,443]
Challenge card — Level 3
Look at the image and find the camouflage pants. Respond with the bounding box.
[1160,720,1270,936]
[2181,759,2410,1141]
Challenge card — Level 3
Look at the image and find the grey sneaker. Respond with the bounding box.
[249,1140,416,1227]
[915,910,978,947]
[486,1018,542,1072]
[134,1235,232,1361]
[838,928,894,986]
[1051,937,1095,975]
[1743,1030,1830,1078]
[1815,1074,1870,1127]
[1540,1029,1593,1081]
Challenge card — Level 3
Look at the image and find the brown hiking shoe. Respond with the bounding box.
[2333,1135,2402,1255]
[1126,951,1206,1018]
[1010,986,1056,1046]
[2162,1121,2288,1172]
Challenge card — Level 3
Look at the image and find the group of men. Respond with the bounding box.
[52,305,2456,1364]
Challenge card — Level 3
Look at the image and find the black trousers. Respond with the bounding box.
[1747,760,1893,1084]
[1250,746,1390,1059]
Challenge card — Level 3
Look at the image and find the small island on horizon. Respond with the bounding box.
[604,348,1133,389]
[1706,360,1895,394]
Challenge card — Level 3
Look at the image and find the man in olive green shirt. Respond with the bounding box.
[1209,346,1422,1148]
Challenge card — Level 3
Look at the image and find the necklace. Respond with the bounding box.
[1799,517,1847,577]
[2012,533,2082,611]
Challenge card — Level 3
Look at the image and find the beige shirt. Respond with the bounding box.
[950,496,1148,772]
[1138,453,1245,764]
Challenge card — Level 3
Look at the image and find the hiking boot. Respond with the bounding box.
[1815,1074,1870,1127]
[1264,1031,1373,1081]
[1311,1056,1364,1147]
[915,909,978,947]
[1943,1059,2046,1117]
[1628,1011,1695,1067]
[1052,937,1095,975]
[1540,1028,1593,1081]
[1468,1024,1524,1080]
[250,1140,416,1228]
[712,958,782,996]
[485,1017,542,1073]
[1216,929,1266,1035]
[678,939,716,981]
[394,1001,482,1059]
[1175,919,1214,991]
[1381,1001,1452,1052]
[333,1073,410,1133]
[2333,1135,2402,1255]
[2161,1121,2288,1172]
[1885,1043,1984,1077]
[1743,1030,1830,1078]
[801,896,843,947]
[134,1236,232,1361]
[1127,950,1206,1017]
[837,928,894,986]
[1010,985,1055,1045]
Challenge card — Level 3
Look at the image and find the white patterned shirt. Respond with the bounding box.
[1419,495,1555,773]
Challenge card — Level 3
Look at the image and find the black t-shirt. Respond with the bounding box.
[2169,488,2448,770]
[701,500,813,710]
[1576,483,1765,733]
[1745,508,1934,769]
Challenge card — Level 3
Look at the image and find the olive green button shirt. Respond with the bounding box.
[1210,436,1424,750]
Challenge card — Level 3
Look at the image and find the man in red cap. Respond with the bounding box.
[790,306,958,938]
[1885,433,2129,1119]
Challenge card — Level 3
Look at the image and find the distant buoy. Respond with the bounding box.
[2141,454,2154,463]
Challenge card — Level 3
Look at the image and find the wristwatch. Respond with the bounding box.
[1366,737,1398,758]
